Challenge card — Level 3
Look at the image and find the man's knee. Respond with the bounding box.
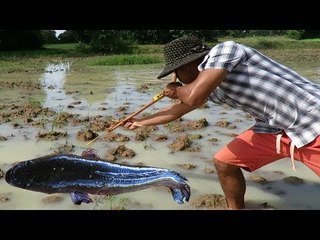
[213,158,239,173]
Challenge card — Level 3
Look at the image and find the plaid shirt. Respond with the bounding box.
[198,41,320,148]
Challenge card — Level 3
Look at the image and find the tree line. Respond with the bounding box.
[1,30,319,52]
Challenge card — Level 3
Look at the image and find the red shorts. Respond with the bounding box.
[214,129,320,176]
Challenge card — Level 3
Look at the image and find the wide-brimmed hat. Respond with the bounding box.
[157,36,211,79]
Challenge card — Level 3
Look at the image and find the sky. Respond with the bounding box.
[55,30,65,37]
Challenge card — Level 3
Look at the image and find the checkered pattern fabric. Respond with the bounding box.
[199,41,320,148]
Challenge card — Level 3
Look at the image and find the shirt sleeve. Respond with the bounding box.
[198,41,246,72]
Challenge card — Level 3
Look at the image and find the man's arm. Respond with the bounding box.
[125,101,198,129]
[173,68,228,106]
[125,68,228,129]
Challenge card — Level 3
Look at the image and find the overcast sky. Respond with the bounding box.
[55,30,65,37]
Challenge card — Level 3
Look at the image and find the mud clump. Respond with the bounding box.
[192,194,228,209]
[90,119,110,132]
[0,193,11,202]
[208,137,219,142]
[186,118,208,129]
[0,169,4,178]
[177,163,197,170]
[76,129,99,141]
[104,132,130,142]
[41,195,64,204]
[37,131,67,141]
[54,143,75,154]
[283,176,304,185]
[135,132,149,141]
[249,174,269,185]
[203,165,215,174]
[105,145,136,161]
[188,134,202,140]
[261,202,276,210]
[169,134,200,152]
[215,120,237,129]
[169,134,192,151]
[134,125,159,141]
[0,135,8,141]
[165,120,185,133]
[154,134,168,141]
[116,106,128,113]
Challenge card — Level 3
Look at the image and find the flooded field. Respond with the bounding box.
[1,61,320,210]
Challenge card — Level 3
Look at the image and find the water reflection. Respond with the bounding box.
[41,62,72,112]
[40,63,165,117]
[40,62,113,116]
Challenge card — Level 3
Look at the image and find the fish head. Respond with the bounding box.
[5,160,38,190]
[4,154,98,194]
[5,158,61,192]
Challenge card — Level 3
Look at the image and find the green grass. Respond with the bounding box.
[0,43,163,61]
[0,58,47,73]
[217,36,320,49]
[2,36,320,74]
[0,48,70,58]
[28,97,42,108]
[44,43,79,50]
[133,44,164,54]
[303,38,320,42]
[88,54,162,66]
[0,43,88,59]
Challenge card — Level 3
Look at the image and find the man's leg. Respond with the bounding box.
[214,159,245,209]
[213,129,284,209]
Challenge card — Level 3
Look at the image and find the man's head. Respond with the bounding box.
[157,36,210,80]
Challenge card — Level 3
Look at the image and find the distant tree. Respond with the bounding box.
[90,30,135,53]
[58,30,79,43]
[131,30,218,44]
[301,30,320,39]
[223,30,287,38]
[74,30,135,54]
[74,30,96,44]
[0,30,44,51]
[286,30,305,40]
[41,30,58,44]
[130,30,163,44]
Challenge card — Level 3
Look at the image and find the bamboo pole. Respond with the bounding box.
[85,92,164,146]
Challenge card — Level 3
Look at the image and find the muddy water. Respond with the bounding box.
[1,63,320,210]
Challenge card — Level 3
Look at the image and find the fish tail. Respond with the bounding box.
[95,168,191,204]
[170,183,191,204]
[165,170,191,204]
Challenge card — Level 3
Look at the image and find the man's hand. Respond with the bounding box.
[123,118,144,130]
[163,82,183,99]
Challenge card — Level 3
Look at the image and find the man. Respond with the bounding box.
[124,35,320,209]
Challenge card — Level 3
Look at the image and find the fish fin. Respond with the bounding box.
[81,149,100,160]
[170,184,191,204]
[70,191,93,205]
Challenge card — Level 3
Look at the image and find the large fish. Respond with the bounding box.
[5,150,190,205]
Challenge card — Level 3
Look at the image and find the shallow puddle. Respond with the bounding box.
[1,62,320,210]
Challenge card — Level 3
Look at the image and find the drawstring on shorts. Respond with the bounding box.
[276,133,296,171]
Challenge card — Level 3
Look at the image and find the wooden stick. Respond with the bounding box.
[108,92,164,131]
[85,92,164,146]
